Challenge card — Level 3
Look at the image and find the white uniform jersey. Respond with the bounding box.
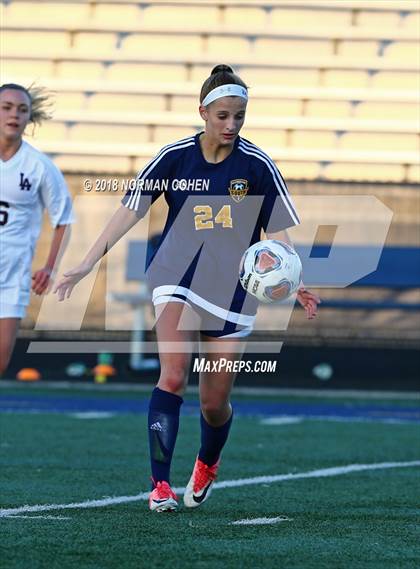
[0,140,74,314]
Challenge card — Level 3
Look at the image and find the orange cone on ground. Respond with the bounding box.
[16,368,41,381]
[92,364,115,384]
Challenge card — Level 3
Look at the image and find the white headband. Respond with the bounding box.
[202,84,248,107]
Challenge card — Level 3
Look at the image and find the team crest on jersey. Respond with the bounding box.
[228,179,249,203]
[19,173,32,191]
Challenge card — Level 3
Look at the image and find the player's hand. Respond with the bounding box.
[297,286,321,320]
[32,267,52,295]
[53,262,92,301]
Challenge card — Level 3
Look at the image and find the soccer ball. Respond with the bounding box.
[239,240,302,303]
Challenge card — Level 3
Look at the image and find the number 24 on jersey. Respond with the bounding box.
[193,205,233,231]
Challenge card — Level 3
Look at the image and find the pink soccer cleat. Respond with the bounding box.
[149,480,178,512]
[183,457,220,508]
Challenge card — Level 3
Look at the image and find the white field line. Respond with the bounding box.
[1,460,419,519]
[70,412,115,419]
[5,515,71,520]
[260,417,303,425]
[231,516,292,525]
[260,416,418,425]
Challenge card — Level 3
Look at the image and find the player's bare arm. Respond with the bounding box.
[32,224,71,295]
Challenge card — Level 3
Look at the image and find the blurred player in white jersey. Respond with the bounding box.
[0,83,75,375]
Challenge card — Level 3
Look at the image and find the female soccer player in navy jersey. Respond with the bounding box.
[55,65,320,512]
[0,83,74,375]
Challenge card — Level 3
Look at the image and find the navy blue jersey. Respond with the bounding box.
[122,132,299,322]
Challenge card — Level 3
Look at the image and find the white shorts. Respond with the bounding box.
[152,286,254,339]
[0,301,26,318]
[0,245,32,315]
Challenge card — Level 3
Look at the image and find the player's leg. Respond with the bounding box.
[148,300,197,512]
[184,335,245,507]
[0,318,20,376]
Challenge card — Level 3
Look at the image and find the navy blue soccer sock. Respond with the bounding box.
[198,410,233,467]
[148,387,183,486]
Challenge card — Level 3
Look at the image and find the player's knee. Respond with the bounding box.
[158,364,189,395]
[200,398,229,421]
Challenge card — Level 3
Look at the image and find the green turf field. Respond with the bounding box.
[1,385,419,569]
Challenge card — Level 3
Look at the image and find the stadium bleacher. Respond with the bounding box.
[1,0,419,182]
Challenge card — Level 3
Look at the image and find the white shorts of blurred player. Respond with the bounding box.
[0,302,26,318]
[0,247,32,319]
[152,288,254,339]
